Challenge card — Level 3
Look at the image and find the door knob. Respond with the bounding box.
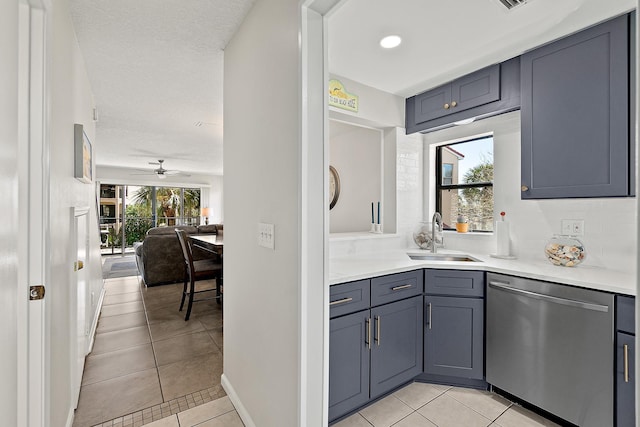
[444,103,450,110]
[521,185,529,192]
[451,101,457,107]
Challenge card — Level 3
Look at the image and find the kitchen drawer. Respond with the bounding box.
[330,279,370,318]
[426,270,485,297]
[371,270,423,307]
[617,295,635,335]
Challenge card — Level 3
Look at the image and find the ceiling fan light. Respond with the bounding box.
[380,35,402,49]
[158,173,166,179]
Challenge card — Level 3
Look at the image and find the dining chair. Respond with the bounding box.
[175,229,223,321]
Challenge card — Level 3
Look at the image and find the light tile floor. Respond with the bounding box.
[127,380,560,427]
[73,270,224,427]
[78,259,560,427]
[333,382,560,427]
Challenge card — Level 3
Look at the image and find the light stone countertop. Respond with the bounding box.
[330,249,636,296]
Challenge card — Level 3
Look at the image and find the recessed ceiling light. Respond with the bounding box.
[380,35,402,49]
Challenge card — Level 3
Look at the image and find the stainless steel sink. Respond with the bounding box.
[407,253,480,262]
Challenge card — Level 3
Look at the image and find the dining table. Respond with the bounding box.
[190,234,224,294]
[190,234,223,257]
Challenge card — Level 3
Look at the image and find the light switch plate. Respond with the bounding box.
[258,223,275,249]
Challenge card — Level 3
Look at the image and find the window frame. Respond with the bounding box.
[435,136,494,232]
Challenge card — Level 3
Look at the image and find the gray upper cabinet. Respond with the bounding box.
[412,64,499,124]
[406,58,520,134]
[520,14,632,199]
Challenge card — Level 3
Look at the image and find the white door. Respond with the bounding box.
[72,207,90,408]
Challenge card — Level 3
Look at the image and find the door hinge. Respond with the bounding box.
[30,285,45,301]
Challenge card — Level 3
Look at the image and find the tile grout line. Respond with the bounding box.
[138,280,167,404]
[443,388,512,423]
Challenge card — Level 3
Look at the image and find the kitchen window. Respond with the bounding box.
[436,136,493,232]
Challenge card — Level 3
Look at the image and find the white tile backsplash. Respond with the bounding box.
[330,115,637,277]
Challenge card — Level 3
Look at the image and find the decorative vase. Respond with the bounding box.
[544,235,586,267]
[455,222,469,233]
[412,221,432,249]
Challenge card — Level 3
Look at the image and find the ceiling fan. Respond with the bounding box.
[131,159,191,179]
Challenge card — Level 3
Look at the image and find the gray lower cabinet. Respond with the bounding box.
[329,271,423,422]
[423,269,485,385]
[328,310,370,422]
[520,13,633,198]
[616,332,635,427]
[370,296,423,399]
[616,295,635,427]
[424,296,484,380]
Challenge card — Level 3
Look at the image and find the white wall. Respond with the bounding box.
[222,0,311,425]
[329,121,382,232]
[48,0,103,425]
[0,1,19,425]
[424,111,638,274]
[330,128,424,257]
[329,73,404,128]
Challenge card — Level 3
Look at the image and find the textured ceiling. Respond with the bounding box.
[71,0,634,179]
[70,0,256,176]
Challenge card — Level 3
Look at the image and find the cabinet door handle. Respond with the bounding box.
[444,103,450,110]
[451,101,457,107]
[365,317,371,350]
[375,316,381,346]
[521,185,529,192]
[428,303,432,329]
[391,284,412,291]
[330,297,353,306]
[624,344,629,383]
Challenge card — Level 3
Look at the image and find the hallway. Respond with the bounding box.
[73,271,225,426]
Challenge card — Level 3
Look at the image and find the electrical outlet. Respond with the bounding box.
[258,223,275,249]
[561,219,584,236]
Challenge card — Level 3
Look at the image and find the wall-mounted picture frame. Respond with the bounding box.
[329,165,340,210]
[74,123,93,183]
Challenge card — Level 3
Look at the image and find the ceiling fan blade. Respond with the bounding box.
[148,161,160,165]
[164,170,180,175]
[130,172,157,175]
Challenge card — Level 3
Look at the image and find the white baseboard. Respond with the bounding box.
[65,405,74,427]
[87,287,105,354]
[221,373,256,427]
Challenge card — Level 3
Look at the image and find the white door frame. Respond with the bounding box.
[298,0,346,424]
[17,0,51,425]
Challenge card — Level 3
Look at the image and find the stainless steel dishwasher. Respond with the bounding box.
[486,273,614,427]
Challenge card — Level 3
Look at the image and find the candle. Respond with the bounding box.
[377,202,381,224]
[371,202,374,223]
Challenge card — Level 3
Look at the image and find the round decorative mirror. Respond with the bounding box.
[329,166,340,210]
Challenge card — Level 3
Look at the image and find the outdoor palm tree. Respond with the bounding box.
[132,186,201,226]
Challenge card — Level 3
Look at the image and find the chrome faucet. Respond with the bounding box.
[431,212,443,253]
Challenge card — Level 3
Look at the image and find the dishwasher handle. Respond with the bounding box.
[488,281,609,313]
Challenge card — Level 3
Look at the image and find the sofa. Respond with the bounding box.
[135,224,223,286]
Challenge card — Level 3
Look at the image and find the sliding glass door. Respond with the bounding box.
[99,184,201,255]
